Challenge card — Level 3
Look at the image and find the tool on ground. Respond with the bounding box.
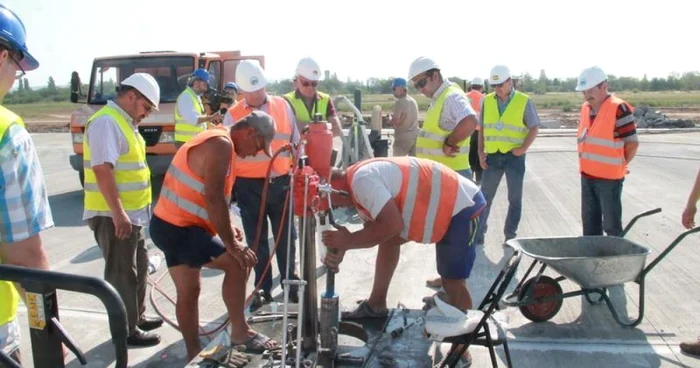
[390,317,423,339]
[199,344,252,368]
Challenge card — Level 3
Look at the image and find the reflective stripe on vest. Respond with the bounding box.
[415,84,470,171]
[83,106,151,214]
[175,88,206,143]
[577,96,627,179]
[228,96,293,177]
[482,90,529,154]
[283,91,330,124]
[0,106,23,326]
[153,127,236,235]
[346,157,458,244]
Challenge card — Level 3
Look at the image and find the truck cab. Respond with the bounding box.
[68,50,264,189]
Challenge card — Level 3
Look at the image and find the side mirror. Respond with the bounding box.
[70,71,86,103]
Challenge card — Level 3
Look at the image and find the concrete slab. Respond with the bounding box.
[7,132,700,368]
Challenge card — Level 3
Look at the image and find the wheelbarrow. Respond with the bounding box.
[501,208,700,327]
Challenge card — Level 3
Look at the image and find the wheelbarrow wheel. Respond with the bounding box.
[518,276,563,322]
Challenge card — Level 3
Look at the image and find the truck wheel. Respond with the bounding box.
[79,171,85,188]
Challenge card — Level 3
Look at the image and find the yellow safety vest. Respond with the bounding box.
[283,91,330,124]
[482,90,529,154]
[0,105,23,325]
[415,84,470,171]
[83,106,151,214]
[175,88,206,143]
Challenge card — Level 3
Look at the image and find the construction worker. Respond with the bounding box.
[174,68,222,147]
[474,65,541,246]
[680,168,700,356]
[388,78,419,156]
[82,73,164,347]
[224,81,239,102]
[0,5,54,365]
[321,156,486,364]
[409,56,478,179]
[408,57,478,290]
[223,60,300,307]
[283,57,343,136]
[149,111,280,361]
[467,77,485,184]
[575,66,638,236]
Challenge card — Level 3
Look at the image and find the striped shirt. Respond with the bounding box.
[589,95,638,142]
[430,80,477,131]
[0,123,54,243]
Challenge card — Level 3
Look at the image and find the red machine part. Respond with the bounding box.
[292,120,334,217]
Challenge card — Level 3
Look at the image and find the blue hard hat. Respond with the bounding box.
[392,78,407,88]
[224,82,238,91]
[0,4,38,71]
[192,68,210,83]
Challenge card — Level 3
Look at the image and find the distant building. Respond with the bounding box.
[325,70,331,80]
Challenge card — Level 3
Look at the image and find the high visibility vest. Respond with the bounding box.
[0,105,23,326]
[228,96,293,178]
[346,157,459,244]
[83,106,151,214]
[175,87,206,143]
[466,90,483,114]
[482,91,529,154]
[283,91,330,124]
[154,127,236,235]
[577,96,627,180]
[415,84,470,171]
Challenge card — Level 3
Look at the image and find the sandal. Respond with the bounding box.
[341,300,389,320]
[233,332,279,354]
[426,277,442,289]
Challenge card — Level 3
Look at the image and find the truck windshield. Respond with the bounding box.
[88,56,195,105]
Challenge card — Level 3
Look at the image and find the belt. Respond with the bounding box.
[237,174,290,184]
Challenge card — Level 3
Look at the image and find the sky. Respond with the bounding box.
[7,0,700,89]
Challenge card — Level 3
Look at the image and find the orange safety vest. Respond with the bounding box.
[228,96,293,178]
[577,96,627,180]
[466,90,483,130]
[346,157,458,244]
[154,127,236,235]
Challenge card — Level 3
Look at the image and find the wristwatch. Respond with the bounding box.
[444,137,458,149]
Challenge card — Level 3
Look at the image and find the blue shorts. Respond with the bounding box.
[435,191,486,279]
[149,215,226,268]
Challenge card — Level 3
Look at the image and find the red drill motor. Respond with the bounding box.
[293,114,334,216]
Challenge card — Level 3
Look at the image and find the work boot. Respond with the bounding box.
[138,316,164,331]
[126,327,161,347]
[681,338,700,356]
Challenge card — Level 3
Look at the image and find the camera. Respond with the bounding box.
[204,88,234,116]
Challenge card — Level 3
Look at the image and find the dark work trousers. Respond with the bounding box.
[468,130,482,184]
[581,175,624,236]
[88,216,148,334]
[234,175,297,294]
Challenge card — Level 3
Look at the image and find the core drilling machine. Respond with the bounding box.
[278,113,368,368]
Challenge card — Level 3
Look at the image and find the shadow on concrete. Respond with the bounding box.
[49,190,85,227]
[70,244,102,264]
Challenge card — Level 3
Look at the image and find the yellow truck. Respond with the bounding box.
[68,50,264,189]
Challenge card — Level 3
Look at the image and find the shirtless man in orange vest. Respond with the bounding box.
[148,111,280,361]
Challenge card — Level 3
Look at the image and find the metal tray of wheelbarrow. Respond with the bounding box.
[508,236,651,289]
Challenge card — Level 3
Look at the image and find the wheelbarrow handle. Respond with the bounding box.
[640,226,700,279]
[621,208,662,238]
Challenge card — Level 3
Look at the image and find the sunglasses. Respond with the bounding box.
[12,55,25,80]
[413,76,429,89]
[300,80,318,87]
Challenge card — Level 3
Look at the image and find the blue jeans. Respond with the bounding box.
[581,175,624,236]
[457,168,473,181]
[475,152,526,243]
[234,176,298,294]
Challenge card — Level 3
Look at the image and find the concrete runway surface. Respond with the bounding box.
[8,131,700,368]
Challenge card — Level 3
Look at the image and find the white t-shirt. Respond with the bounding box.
[350,160,480,220]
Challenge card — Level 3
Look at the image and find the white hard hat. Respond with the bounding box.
[236,60,268,93]
[121,73,160,111]
[295,57,322,81]
[408,56,440,81]
[576,66,608,91]
[471,77,484,86]
[488,65,511,85]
